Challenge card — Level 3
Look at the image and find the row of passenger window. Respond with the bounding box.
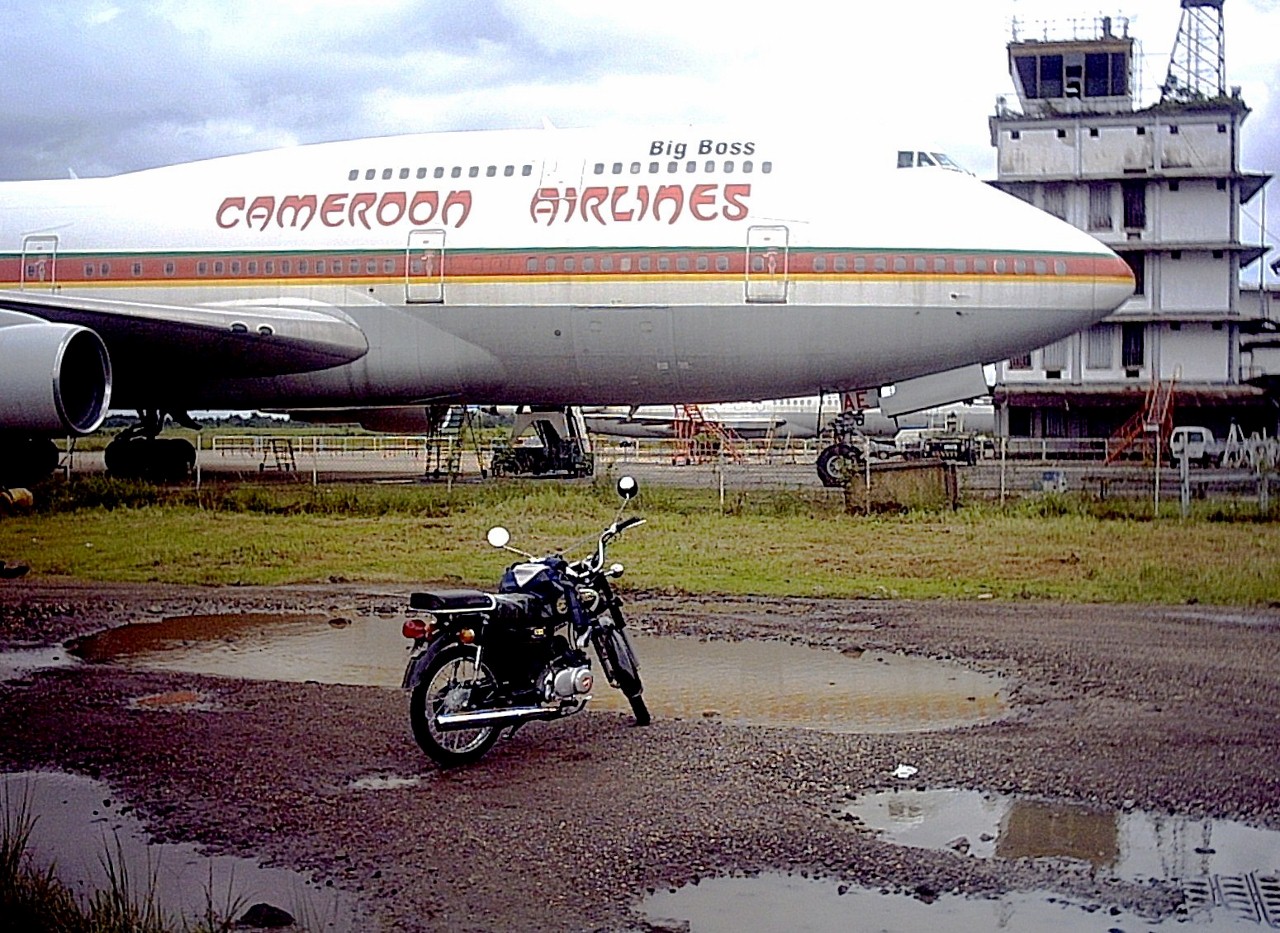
[78,258,398,278]
[342,158,775,184]
[524,254,734,274]
[71,254,1071,281]
[590,160,772,176]
[812,255,1069,275]
[347,164,536,182]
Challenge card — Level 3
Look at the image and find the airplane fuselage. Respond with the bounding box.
[0,125,1133,428]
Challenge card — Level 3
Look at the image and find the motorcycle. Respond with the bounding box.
[401,475,650,766]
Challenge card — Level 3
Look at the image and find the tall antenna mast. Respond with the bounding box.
[1161,0,1226,102]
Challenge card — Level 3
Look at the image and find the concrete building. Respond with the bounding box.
[987,10,1275,445]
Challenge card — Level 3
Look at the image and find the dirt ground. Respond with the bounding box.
[1,580,1278,932]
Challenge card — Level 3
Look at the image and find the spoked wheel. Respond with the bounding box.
[409,643,502,766]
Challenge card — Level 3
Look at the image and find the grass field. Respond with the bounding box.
[1,476,1277,605]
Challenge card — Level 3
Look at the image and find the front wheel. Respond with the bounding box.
[594,627,650,726]
[409,642,502,766]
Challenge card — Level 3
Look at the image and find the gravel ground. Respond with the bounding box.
[1,580,1278,932]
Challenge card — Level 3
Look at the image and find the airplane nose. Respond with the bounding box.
[1093,249,1136,316]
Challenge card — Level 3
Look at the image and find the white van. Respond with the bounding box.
[1168,426,1224,467]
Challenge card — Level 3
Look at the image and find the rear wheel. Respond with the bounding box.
[409,642,502,766]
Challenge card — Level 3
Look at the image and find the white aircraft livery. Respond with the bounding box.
[0,124,1133,483]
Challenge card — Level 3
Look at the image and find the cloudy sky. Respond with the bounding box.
[2,0,1277,267]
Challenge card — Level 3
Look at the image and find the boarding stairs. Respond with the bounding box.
[259,437,297,472]
[1104,375,1177,465]
[674,404,746,464]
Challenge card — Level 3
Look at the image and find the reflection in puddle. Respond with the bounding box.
[1,771,355,929]
[0,645,77,681]
[642,872,1258,932]
[842,789,1280,882]
[66,614,1007,733]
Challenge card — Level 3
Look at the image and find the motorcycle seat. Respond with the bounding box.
[410,589,495,612]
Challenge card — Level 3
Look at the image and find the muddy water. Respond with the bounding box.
[843,789,1280,882]
[66,613,1007,733]
[642,872,1258,932]
[1,770,355,930]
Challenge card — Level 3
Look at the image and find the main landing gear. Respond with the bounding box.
[104,410,198,483]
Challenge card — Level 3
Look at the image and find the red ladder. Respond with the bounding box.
[1104,376,1177,465]
[675,404,746,463]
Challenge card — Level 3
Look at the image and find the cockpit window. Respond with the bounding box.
[895,149,970,174]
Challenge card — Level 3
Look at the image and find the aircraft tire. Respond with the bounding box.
[105,437,196,483]
[816,443,861,487]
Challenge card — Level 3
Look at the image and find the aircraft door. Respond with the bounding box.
[745,225,789,303]
[406,229,445,303]
[20,234,58,291]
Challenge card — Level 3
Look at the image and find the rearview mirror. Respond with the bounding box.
[486,526,511,549]
[616,475,638,500]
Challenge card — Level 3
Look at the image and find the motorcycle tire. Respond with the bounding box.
[409,642,502,767]
[594,627,650,726]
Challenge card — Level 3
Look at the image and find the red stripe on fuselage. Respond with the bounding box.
[0,247,1126,288]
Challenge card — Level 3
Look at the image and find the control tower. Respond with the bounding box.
[988,7,1274,443]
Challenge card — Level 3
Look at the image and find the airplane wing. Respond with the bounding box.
[0,290,368,390]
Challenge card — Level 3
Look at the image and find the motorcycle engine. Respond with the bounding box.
[541,656,594,701]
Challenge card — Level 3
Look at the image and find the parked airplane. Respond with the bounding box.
[0,124,1133,484]
[582,396,996,441]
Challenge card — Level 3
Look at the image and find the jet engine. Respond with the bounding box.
[0,315,112,435]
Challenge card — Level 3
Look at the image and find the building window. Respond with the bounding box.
[1086,325,1112,369]
[1007,352,1032,371]
[1116,250,1145,295]
[1039,54,1064,98]
[1216,178,1227,191]
[1014,56,1037,97]
[1088,183,1112,230]
[1121,323,1145,370]
[1121,179,1146,229]
[1169,180,1180,192]
[1042,338,1069,373]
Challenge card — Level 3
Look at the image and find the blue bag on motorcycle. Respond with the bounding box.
[498,559,568,603]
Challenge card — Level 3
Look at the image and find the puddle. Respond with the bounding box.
[0,645,77,681]
[842,789,1280,882]
[1,770,356,930]
[66,614,1007,733]
[641,872,1268,932]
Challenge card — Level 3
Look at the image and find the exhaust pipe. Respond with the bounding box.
[436,699,587,730]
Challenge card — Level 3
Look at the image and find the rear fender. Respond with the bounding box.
[401,632,471,689]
